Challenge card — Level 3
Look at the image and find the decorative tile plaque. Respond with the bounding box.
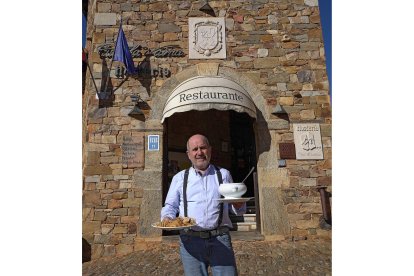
[293,123,324,160]
[279,143,296,159]
[189,17,226,59]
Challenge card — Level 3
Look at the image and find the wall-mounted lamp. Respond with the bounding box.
[128,95,144,116]
[272,104,287,115]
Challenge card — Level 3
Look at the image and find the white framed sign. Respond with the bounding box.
[148,135,160,151]
[293,123,324,160]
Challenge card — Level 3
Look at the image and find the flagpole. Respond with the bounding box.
[103,18,122,94]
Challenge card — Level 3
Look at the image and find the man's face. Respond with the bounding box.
[186,135,212,171]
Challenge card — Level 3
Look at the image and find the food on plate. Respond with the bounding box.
[156,217,196,227]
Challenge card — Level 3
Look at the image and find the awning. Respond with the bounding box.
[161,76,257,123]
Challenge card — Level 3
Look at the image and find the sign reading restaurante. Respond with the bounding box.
[161,76,257,122]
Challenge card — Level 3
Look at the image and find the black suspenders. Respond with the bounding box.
[183,166,224,227]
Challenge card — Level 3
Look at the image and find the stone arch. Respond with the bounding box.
[149,63,290,236]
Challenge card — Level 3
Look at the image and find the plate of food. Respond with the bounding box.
[214,197,254,203]
[152,217,197,230]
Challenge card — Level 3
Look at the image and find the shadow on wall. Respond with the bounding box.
[97,55,153,109]
[254,110,271,157]
[82,238,91,263]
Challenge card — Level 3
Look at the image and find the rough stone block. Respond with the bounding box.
[101,135,117,144]
[84,165,113,176]
[110,208,128,216]
[295,218,320,229]
[164,32,178,41]
[134,165,162,185]
[113,225,128,234]
[197,63,219,76]
[97,3,111,13]
[317,176,331,186]
[268,73,290,84]
[86,143,110,152]
[320,124,332,137]
[297,70,313,83]
[83,191,101,206]
[261,187,290,235]
[93,211,108,221]
[305,0,319,7]
[279,96,294,106]
[300,203,322,214]
[112,192,128,200]
[267,119,289,130]
[149,2,169,11]
[300,109,315,120]
[85,175,100,183]
[94,13,117,26]
[138,189,162,237]
[123,198,142,208]
[83,208,94,221]
[101,224,114,235]
[83,221,101,234]
[108,199,123,209]
[90,244,104,260]
[299,178,317,187]
[268,48,286,57]
[253,57,279,69]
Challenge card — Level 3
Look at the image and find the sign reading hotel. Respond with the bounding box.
[293,123,324,160]
[189,17,226,59]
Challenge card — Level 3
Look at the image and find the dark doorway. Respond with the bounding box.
[228,111,256,197]
[162,109,257,233]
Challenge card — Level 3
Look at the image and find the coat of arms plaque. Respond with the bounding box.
[189,17,226,59]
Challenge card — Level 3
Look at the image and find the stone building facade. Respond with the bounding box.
[82,0,332,260]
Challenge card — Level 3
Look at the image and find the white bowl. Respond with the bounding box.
[218,183,247,198]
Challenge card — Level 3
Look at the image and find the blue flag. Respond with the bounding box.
[113,23,137,74]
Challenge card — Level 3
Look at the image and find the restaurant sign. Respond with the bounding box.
[293,123,324,160]
[161,76,256,123]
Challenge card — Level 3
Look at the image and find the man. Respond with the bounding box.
[161,134,246,276]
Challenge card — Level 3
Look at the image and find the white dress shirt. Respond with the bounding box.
[161,165,246,231]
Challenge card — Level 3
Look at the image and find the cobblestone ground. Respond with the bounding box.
[83,239,331,276]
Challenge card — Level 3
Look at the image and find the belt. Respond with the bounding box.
[180,227,229,239]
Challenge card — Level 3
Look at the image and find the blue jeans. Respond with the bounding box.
[179,232,237,276]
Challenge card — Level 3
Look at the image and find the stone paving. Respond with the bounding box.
[83,238,331,276]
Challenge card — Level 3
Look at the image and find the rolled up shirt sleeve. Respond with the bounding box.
[160,173,182,220]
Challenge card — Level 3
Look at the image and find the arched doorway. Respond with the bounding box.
[148,65,279,236]
[163,109,258,233]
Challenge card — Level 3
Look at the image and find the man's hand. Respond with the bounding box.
[161,217,172,227]
[231,202,244,209]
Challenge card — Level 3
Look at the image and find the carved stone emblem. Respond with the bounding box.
[189,18,226,59]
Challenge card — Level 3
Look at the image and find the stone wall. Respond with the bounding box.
[83,0,331,260]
